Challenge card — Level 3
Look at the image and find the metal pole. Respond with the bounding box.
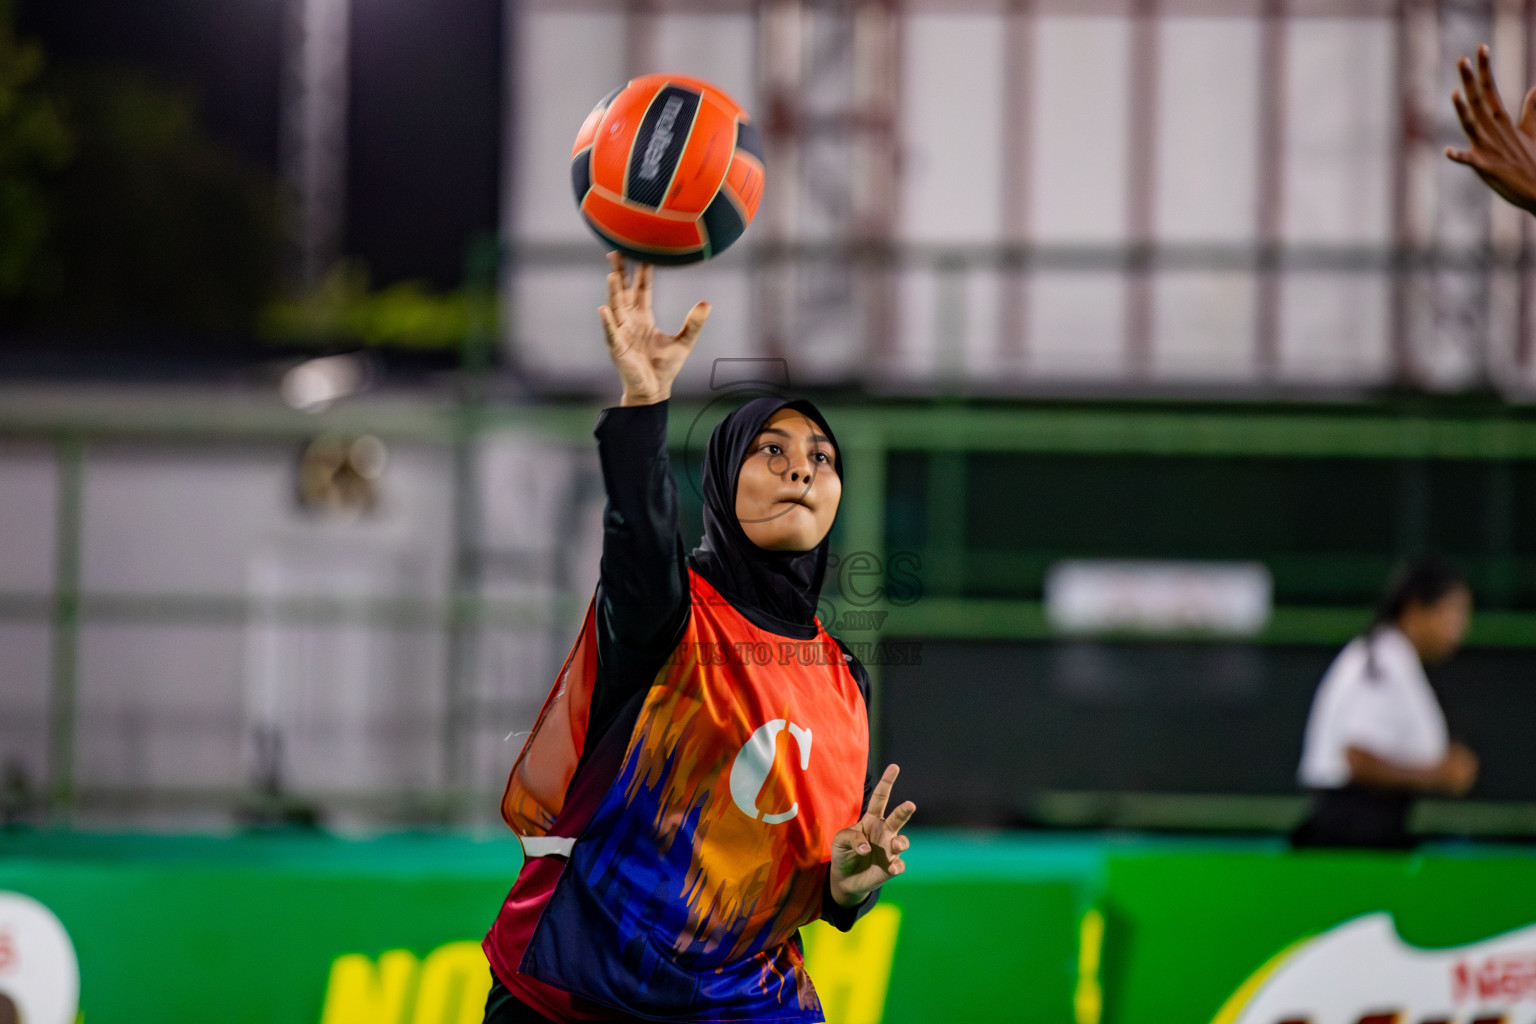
[998,0,1036,368]
[47,437,84,822]
[442,239,499,820]
[1125,0,1161,380]
[281,0,352,289]
[1253,0,1289,381]
[836,421,888,770]
[624,0,659,80]
[1523,0,1536,376]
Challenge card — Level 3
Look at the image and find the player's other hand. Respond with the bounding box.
[598,250,710,407]
[1437,742,1479,796]
[829,764,915,909]
[1447,44,1536,215]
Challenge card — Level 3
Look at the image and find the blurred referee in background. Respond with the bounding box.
[1291,559,1480,849]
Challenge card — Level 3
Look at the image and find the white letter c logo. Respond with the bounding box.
[729,719,812,825]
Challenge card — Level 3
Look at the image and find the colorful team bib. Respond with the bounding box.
[498,568,869,1022]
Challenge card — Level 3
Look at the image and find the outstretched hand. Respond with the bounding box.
[598,251,710,407]
[1447,44,1536,215]
[829,764,916,908]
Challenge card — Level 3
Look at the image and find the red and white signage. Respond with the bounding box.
[1217,912,1536,1024]
[0,892,78,1024]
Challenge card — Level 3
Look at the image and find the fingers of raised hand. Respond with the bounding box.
[606,266,627,323]
[867,764,900,819]
[882,832,909,877]
[1460,55,1482,101]
[1449,90,1499,151]
[1446,146,1495,175]
[885,799,917,835]
[1519,86,1536,135]
[831,824,858,851]
[598,305,623,351]
[1477,45,1507,117]
[1454,91,1486,146]
[1459,59,1501,135]
[673,301,711,345]
[636,263,654,315]
[1464,80,1496,128]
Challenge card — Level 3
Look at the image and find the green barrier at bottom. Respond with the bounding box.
[2,831,1533,1024]
[0,830,1087,1024]
[1095,848,1536,1024]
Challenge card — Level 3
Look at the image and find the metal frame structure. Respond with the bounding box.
[509,0,1536,396]
[752,0,903,372]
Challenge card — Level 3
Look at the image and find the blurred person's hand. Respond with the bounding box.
[599,250,710,407]
[1346,742,1478,796]
[1437,741,1479,796]
[1447,44,1536,215]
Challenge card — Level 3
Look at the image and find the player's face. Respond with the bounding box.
[1406,585,1473,663]
[734,408,841,552]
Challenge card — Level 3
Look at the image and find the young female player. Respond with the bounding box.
[1292,558,1479,849]
[481,252,915,1023]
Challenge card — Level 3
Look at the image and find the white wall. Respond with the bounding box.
[0,443,57,792]
[502,10,1415,391]
[0,429,605,828]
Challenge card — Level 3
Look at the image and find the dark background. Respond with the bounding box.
[883,641,1535,820]
[18,0,500,287]
[16,0,502,287]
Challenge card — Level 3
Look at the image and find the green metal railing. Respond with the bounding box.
[7,393,1536,826]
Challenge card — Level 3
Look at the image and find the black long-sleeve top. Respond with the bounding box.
[581,399,878,932]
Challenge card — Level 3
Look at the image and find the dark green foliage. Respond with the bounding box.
[17,65,282,332]
[0,0,71,299]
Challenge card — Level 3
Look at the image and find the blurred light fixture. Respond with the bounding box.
[280,354,369,412]
[1045,560,1272,636]
[296,433,387,516]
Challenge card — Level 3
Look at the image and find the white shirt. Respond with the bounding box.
[1297,626,1449,790]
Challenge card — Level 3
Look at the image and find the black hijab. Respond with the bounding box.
[686,396,842,640]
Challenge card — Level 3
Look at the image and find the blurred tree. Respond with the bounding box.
[0,0,71,300]
[17,65,282,332]
[261,258,499,352]
[1,7,485,359]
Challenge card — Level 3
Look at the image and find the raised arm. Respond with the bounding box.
[1447,44,1536,215]
[587,254,711,733]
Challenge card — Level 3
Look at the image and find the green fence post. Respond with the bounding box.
[834,413,888,765]
[48,435,84,822]
[442,235,501,821]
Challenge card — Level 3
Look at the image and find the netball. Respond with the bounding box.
[570,73,765,265]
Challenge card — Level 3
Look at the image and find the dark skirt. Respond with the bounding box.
[482,973,650,1024]
[1289,785,1416,850]
[483,975,560,1024]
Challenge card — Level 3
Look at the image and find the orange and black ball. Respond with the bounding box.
[571,74,765,265]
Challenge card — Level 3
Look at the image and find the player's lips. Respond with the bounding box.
[776,496,814,511]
